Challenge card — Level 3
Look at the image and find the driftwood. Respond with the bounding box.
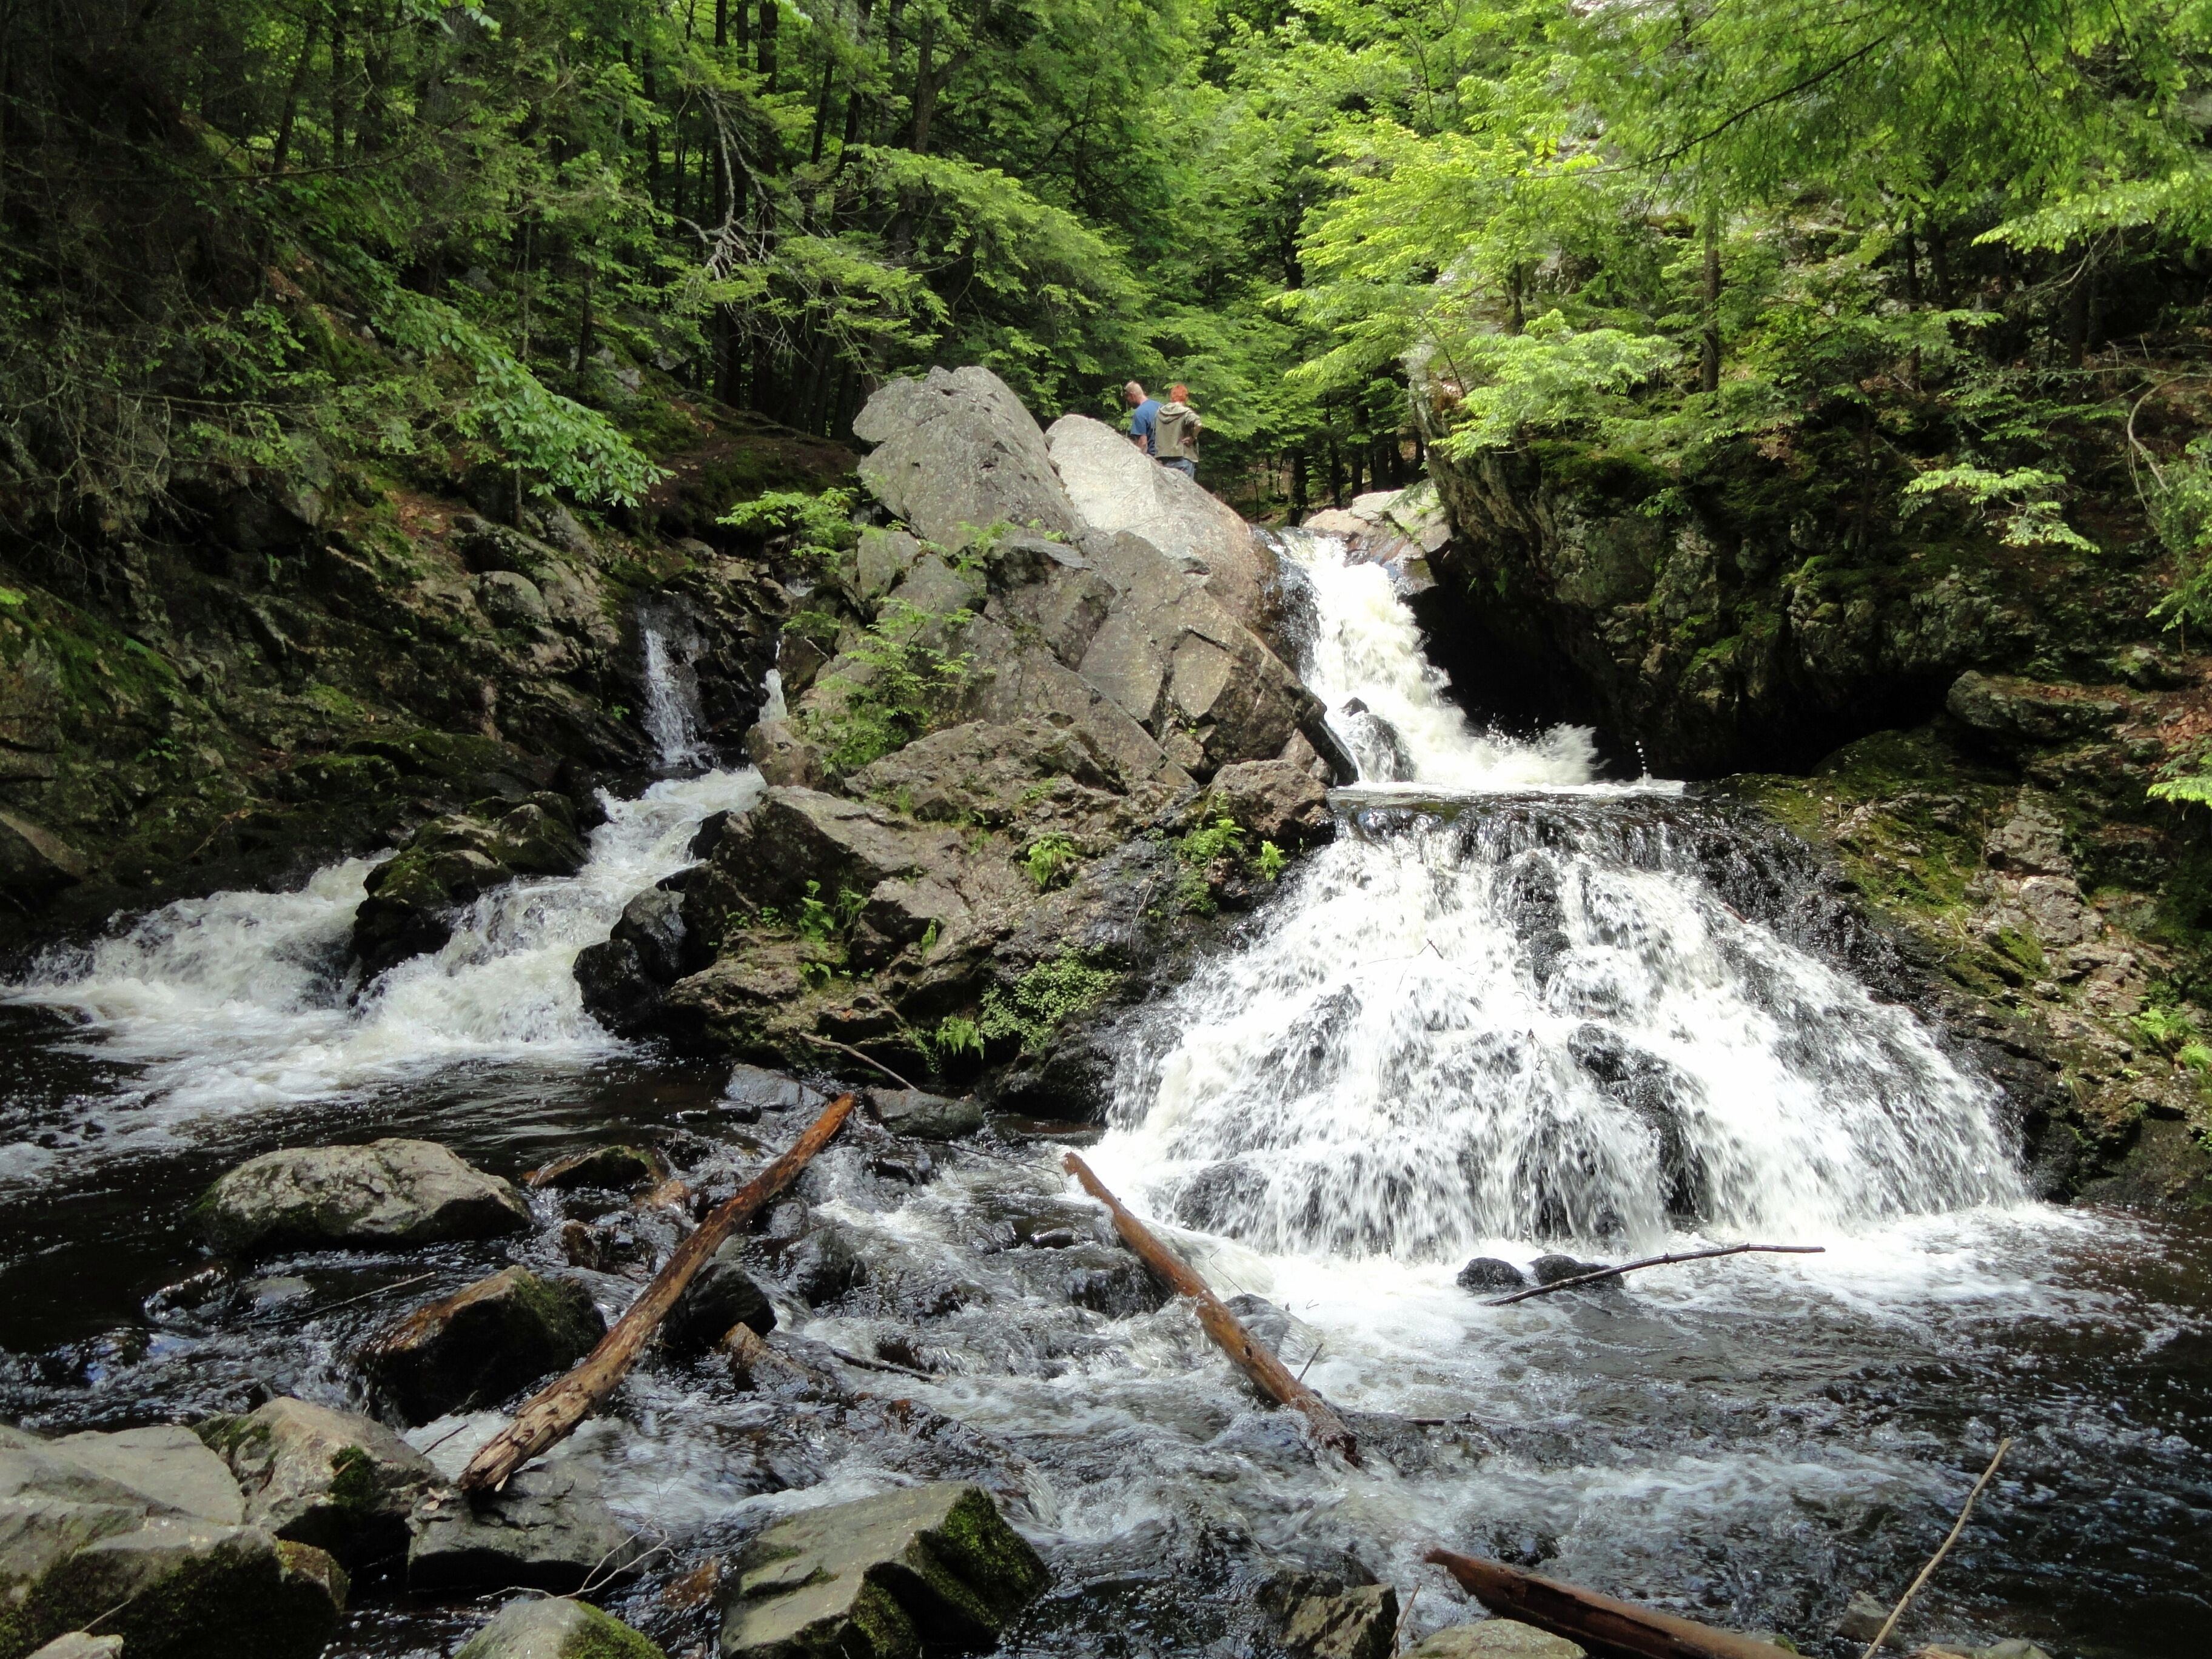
[1062,1153,1359,1465]
[1858,1438,2013,1659]
[459,1091,856,1492]
[1486,1242,1825,1305]
[1424,1548,1794,1659]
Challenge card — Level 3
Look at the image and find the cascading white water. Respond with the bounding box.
[1,766,762,1185]
[640,618,713,771]
[1090,532,2023,1253]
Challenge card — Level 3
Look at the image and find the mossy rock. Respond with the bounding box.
[359,1267,605,1425]
[455,1596,669,1659]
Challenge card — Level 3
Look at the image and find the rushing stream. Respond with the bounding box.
[3,536,2209,1658]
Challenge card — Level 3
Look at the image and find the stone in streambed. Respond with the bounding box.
[360,1267,605,1424]
[1529,1255,1609,1287]
[1279,1583,1399,1659]
[192,1138,527,1256]
[717,1482,1047,1659]
[455,1595,668,1659]
[406,1456,645,1594]
[662,1238,777,1357]
[352,794,588,979]
[1407,1621,1585,1659]
[1456,1258,1528,1293]
[865,1086,985,1142]
[528,1144,667,1191]
[0,1423,346,1659]
[197,1396,438,1567]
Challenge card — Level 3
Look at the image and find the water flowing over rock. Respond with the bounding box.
[350,794,590,977]
[193,1140,528,1256]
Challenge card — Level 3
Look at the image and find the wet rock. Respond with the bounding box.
[241,1276,313,1314]
[1407,1621,1586,1659]
[1529,1255,1609,1287]
[1062,1248,1169,1319]
[663,1238,778,1357]
[1497,854,1571,985]
[352,794,588,979]
[1836,1590,1891,1642]
[721,1327,851,1399]
[361,1267,605,1424]
[1206,759,1333,850]
[456,1595,669,1659]
[407,1457,645,1593]
[866,1087,986,1142]
[1278,1582,1399,1659]
[575,883,697,1036]
[853,367,1079,549]
[0,1423,346,1659]
[785,1227,870,1307]
[198,1397,438,1566]
[193,1139,528,1256]
[528,1144,667,1191]
[723,1064,828,1116]
[559,1217,654,1275]
[1456,1258,1529,1293]
[717,1482,1048,1659]
[25,1637,122,1659]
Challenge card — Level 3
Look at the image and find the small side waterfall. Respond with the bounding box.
[639,614,714,772]
[1092,532,2022,1253]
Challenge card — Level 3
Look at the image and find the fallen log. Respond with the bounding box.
[1424,1548,1792,1659]
[460,1091,856,1492]
[1485,1242,1825,1305]
[1062,1152,1358,1465]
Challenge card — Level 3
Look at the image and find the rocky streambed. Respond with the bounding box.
[4,368,2211,1659]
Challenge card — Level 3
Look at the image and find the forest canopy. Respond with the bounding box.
[7,0,2212,566]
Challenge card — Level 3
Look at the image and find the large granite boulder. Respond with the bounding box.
[352,794,589,979]
[192,1139,528,1256]
[852,367,1079,549]
[0,1423,345,1659]
[361,1267,605,1424]
[457,1596,668,1659]
[1045,414,1278,635]
[198,1396,439,1566]
[717,1483,1047,1659]
[407,1456,645,1593]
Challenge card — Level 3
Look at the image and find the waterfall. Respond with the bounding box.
[1,768,762,1184]
[1090,532,2022,1254]
[640,616,713,772]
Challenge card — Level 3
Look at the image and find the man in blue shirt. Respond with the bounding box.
[1124,381,1161,454]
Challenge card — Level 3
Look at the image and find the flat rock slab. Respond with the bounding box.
[1408,1621,1587,1659]
[26,1637,123,1659]
[41,1426,243,1524]
[719,1482,1047,1659]
[408,1458,645,1594]
[193,1138,528,1255]
[456,1595,669,1659]
[199,1396,438,1566]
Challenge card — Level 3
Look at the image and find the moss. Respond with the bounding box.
[327,1444,379,1512]
[556,1602,671,1659]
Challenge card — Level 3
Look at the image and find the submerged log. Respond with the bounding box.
[1484,1242,1825,1305]
[1423,1549,1792,1659]
[1062,1152,1359,1464]
[460,1091,856,1492]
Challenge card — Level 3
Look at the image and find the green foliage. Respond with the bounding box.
[1256,840,1289,881]
[802,598,974,773]
[927,1016,985,1062]
[795,881,868,944]
[1175,814,1247,914]
[2133,1002,2200,1055]
[719,489,861,565]
[1022,833,1082,891]
[976,954,1118,1053]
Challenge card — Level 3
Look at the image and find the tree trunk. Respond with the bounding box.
[271,16,319,173]
[809,59,834,163]
[757,0,777,90]
[329,4,348,163]
[1064,1155,1358,1464]
[1699,202,1721,394]
[460,1093,857,1492]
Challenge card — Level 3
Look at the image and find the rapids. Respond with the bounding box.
[1,532,2207,1658]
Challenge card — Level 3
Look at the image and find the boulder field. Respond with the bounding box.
[577,365,1348,1113]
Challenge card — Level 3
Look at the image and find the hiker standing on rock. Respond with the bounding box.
[1125,380,1161,454]
[1154,384,1201,478]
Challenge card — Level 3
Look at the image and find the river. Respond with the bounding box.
[2,549,2208,1658]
